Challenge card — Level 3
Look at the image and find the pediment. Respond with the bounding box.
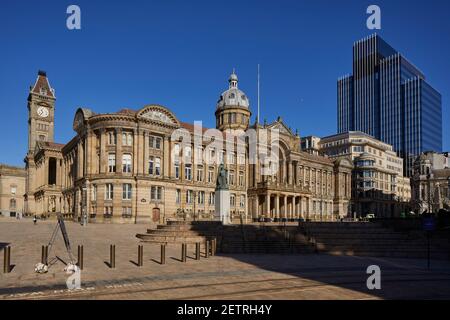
[267,119,294,136]
[137,105,179,126]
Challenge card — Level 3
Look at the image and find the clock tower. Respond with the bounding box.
[24,70,56,216]
[27,70,56,154]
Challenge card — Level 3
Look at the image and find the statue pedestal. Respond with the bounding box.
[215,189,230,225]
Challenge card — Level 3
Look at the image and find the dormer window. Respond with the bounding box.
[229,93,235,99]
[40,87,47,95]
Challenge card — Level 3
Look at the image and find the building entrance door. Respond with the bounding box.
[152,208,160,223]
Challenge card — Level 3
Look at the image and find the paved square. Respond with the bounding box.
[1,219,450,300]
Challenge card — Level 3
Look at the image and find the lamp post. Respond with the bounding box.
[447,177,450,203]
[81,186,88,226]
[193,191,197,221]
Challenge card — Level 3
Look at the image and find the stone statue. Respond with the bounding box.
[49,196,56,213]
[216,164,229,190]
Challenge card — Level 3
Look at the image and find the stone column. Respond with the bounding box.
[288,161,293,185]
[99,129,106,174]
[115,128,122,173]
[137,130,144,175]
[163,136,170,178]
[283,196,287,218]
[133,129,138,175]
[289,197,293,218]
[255,196,259,218]
[276,194,280,218]
[143,132,149,175]
[266,193,270,217]
[44,158,49,185]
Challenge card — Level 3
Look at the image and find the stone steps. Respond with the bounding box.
[300,222,450,260]
[136,233,206,243]
[221,241,314,254]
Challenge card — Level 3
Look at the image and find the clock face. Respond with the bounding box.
[37,106,49,118]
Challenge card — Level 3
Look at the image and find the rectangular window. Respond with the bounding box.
[149,136,154,149]
[108,131,116,145]
[176,189,181,204]
[104,206,113,217]
[196,165,204,182]
[227,152,235,165]
[122,132,133,146]
[173,143,180,157]
[195,147,204,163]
[198,191,205,205]
[105,184,114,200]
[122,154,132,173]
[238,171,244,186]
[186,190,193,204]
[230,194,236,207]
[91,184,97,201]
[155,157,161,176]
[184,146,192,164]
[185,164,192,180]
[209,148,216,163]
[238,154,245,165]
[122,207,132,218]
[174,161,180,179]
[148,156,154,175]
[229,170,235,185]
[122,183,132,200]
[240,195,245,208]
[108,154,116,173]
[151,186,163,201]
[209,192,215,205]
[208,168,214,183]
[149,136,162,149]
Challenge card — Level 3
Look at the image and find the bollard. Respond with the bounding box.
[209,240,213,257]
[181,243,187,262]
[41,245,48,265]
[195,242,201,260]
[41,245,45,264]
[211,239,216,256]
[138,245,143,267]
[110,245,116,269]
[205,240,210,258]
[160,244,166,265]
[77,245,84,270]
[3,246,11,273]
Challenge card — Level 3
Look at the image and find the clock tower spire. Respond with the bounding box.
[27,70,56,154]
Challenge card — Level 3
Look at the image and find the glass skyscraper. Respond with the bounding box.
[337,34,442,176]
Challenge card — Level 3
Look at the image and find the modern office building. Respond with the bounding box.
[302,131,411,218]
[337,34,442,177]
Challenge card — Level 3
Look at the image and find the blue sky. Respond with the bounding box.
[0,0,449,166]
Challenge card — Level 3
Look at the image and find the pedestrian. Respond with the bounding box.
[33,215,37,225]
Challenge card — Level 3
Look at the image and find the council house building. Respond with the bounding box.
[20,70,353,223]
